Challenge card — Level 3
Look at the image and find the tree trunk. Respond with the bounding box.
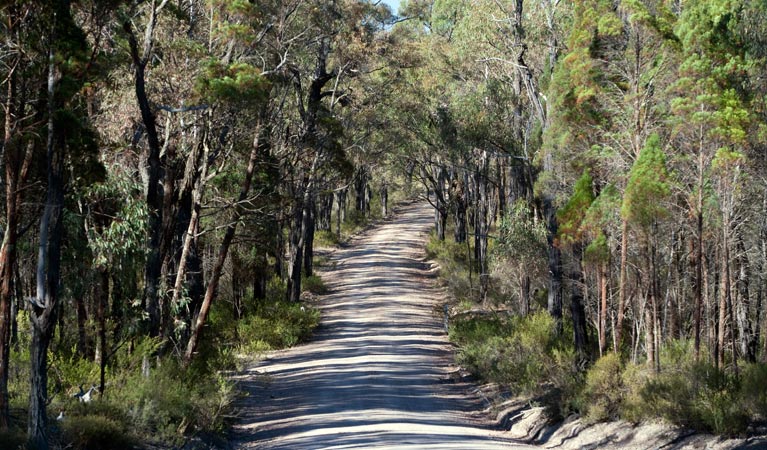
[645,290,655,371]
[0,36,31,430]
[718,239,731,368]
[76,294,89,357]
[303,195,316,277]
[475,155,490,303]
[598,261,608,357]
[184,121,263,363]
[97,269,108,397]
[521,275,531,316]
[735,234,756,362]
[318,193,332,231]
[616,218,629,351]
[125,4,165,337]
[692,146,705,359]
[287,195,306,303]
[28,38,65,450]
[545,199,563,329]
[694,207,704,360]
[355,168,368,213]
[380,182,388,217]
[571,247,589,360]
[452,178,467,243]
[170,134,209,330]
[335,188,346,241]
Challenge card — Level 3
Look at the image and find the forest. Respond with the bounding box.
[0,0,766,448]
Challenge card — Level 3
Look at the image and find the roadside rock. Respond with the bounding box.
[488,395,767,449]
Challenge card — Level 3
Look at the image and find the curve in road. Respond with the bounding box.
[231,201,532,449]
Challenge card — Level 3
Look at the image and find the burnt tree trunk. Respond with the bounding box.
[303,195,316,278]
[570,247,589,362]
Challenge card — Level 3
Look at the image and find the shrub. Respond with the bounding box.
[582,353,624,423]
[113,359,235,445]
[452,311,567,394]
[621,347,749,435]
[314,230,340,247]
[0,429,26,450]
[60,414,135,450]
[741,363,767,420]
[237,302,320,353]
[303,275,328,295]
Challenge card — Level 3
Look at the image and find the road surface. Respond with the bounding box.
[230,202,531,449]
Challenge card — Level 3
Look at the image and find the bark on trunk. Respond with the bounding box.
[718,241,731,368]
[303,195,316,278]
[97,269,108,397]
[452,178,467,243]
[184,121,263,363]
[124,3,166,337]
[545,199,563,328]
[571,247,589,360]
[28,37,65,450]
[474,153,490,303]
[380,183,388,217]
[0,34,31,430]
[735,235,756,362]
[616,219,629,351]
[287,194,306,303]
[693,147,705,359]
[598,262,608,356]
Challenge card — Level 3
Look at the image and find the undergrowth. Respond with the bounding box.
[4,275,321,449]
[428,232,767,436]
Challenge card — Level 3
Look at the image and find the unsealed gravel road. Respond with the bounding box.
[230,202,532,449]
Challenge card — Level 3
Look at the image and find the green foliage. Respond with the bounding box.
[497,201,548,264]
[197,60,270,106]
[740,363,767,420]
[584,341,760,435]
[303,275,328,295]
[233,291,321,355]
[581,353,624,423]
[0,429,26,450]
[557,170,595,246]
[314,230,341,247]
[452,312,569,392]
[621,134,670,228]
[60,415,135,450]
[425,233,473,302]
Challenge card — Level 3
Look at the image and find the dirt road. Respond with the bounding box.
[230,202,531,449]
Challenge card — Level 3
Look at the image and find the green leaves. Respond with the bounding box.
[196,60,270,106]
[557,170,596,246]
[621,133,670,228]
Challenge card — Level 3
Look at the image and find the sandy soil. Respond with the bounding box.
[229,201,532,449]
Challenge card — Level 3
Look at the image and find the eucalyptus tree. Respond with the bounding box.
[21,1,108,446]
[0,1,39,430]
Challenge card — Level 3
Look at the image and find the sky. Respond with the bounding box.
[382,0,401,14]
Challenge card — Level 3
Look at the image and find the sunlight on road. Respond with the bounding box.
[231,202,534,449]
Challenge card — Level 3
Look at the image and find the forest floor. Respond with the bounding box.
[227,201,766,450]
[228,201,531,449]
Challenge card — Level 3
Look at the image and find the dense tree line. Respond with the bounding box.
[0,1,404,448]
[1,0,766,447]
[388,0,767,375]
